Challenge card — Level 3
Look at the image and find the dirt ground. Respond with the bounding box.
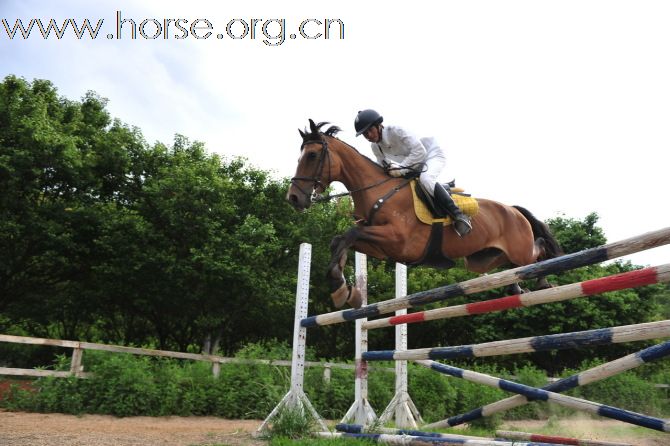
[0,410,667,445]
[0,410,266,446]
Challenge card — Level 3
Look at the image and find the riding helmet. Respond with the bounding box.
[354,109,383,136]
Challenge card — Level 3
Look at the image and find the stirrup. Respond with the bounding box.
[453,216,472,237]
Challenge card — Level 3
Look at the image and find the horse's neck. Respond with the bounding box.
[330,139,394,216]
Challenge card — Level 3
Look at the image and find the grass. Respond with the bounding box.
[245,415,668,445]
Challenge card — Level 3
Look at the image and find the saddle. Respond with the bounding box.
[405,180,480,269]
[410,180,479,225]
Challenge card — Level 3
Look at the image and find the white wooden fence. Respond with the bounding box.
[0,334,392,380]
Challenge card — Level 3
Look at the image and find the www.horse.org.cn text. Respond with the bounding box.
[1,11,345,46]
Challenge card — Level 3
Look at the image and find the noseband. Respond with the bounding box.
[290,138,331,203]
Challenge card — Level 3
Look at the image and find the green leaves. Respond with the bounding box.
[1,75,666,380]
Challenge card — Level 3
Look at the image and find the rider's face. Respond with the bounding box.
[363,125,381,143]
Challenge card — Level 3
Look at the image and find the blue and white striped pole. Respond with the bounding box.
[424,340,670,429]
[363,320,670,361]
[415,360,670,433]
[317,430,568,445]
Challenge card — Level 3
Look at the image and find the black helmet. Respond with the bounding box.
[354,109,383,136]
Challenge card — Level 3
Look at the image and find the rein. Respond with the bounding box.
[313,176,395,203]
[291,136,401,204]
[290,133,418,224]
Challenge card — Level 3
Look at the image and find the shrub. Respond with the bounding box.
[305,366,352,419]
[2,348,667,422]
[408,364,457,422]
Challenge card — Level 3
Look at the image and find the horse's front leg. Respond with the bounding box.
[327,230,363,309]
[327,225,398,309]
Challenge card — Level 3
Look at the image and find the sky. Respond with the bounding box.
[2,0,669,268]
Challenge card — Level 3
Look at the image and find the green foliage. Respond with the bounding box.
[87,355,161,416]
[305,367,353,419]
[504,364,554,420]
[366,364,395,412]
[262,406,316,440]
[408,364,457,421]
[2,76,669,425]
[2,351,287,418]
[0,75,353,362]
[546,212,606,254]
[2,349,668,422]
[236,338,316,362]
[566,358,666,417]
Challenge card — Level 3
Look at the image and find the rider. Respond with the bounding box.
[354,109,472,236]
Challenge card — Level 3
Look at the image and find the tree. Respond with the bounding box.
[0,75,354,357]
[1,76,662,375]
[546,212,606,254]
[0,76,136,340]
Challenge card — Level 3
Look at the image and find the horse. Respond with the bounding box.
[286,119,563,309]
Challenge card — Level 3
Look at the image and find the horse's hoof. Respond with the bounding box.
[347,287,363,309]
[331,283,350,309]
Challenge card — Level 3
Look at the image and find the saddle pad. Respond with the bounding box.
[410,180,479,226]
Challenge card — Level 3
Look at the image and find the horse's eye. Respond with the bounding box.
[306,151,318,161]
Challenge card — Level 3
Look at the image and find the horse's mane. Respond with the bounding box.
[300,120,341,143]
[301,119,384,171]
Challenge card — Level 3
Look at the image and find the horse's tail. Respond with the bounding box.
[513,205,564,259]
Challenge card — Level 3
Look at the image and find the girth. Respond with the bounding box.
[362,181,456,269]
[407,222,457,269]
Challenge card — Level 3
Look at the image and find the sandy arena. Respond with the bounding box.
[0,410,667,445]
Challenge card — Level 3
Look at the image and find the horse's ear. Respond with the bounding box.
[308,119,318,133]
[298,128,306,139]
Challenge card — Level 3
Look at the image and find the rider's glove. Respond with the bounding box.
[387,162,408,177]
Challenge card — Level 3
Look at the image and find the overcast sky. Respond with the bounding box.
[2,0,669,267]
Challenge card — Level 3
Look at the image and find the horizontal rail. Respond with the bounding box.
[302,226,670,328]
[0,367,92,379]
[363,320,670,361]
[496,430,632,446]
[363,263,670,330]
[317,431,560,445]
[0,334,394,379]
[423,340,670,429]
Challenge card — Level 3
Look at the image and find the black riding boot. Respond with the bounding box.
[433,183,472,236]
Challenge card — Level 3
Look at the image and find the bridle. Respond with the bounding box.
[290,134,414,206]
[290,137,332,203]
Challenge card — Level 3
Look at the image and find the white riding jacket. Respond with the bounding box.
[370,125,446,194]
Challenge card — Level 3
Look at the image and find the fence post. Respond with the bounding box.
[323,365,331,384]
[70,346,83,377]
[211,361,221,378]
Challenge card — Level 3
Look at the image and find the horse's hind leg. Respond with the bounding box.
[465,249,527,295]
[532,237,554,290]
[507,283,526,295]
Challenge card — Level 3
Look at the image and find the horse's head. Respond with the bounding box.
[286,119,341,211]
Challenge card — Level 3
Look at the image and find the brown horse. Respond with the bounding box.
[286,120,562,309]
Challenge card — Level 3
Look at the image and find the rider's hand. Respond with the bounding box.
[387,162,407,177]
